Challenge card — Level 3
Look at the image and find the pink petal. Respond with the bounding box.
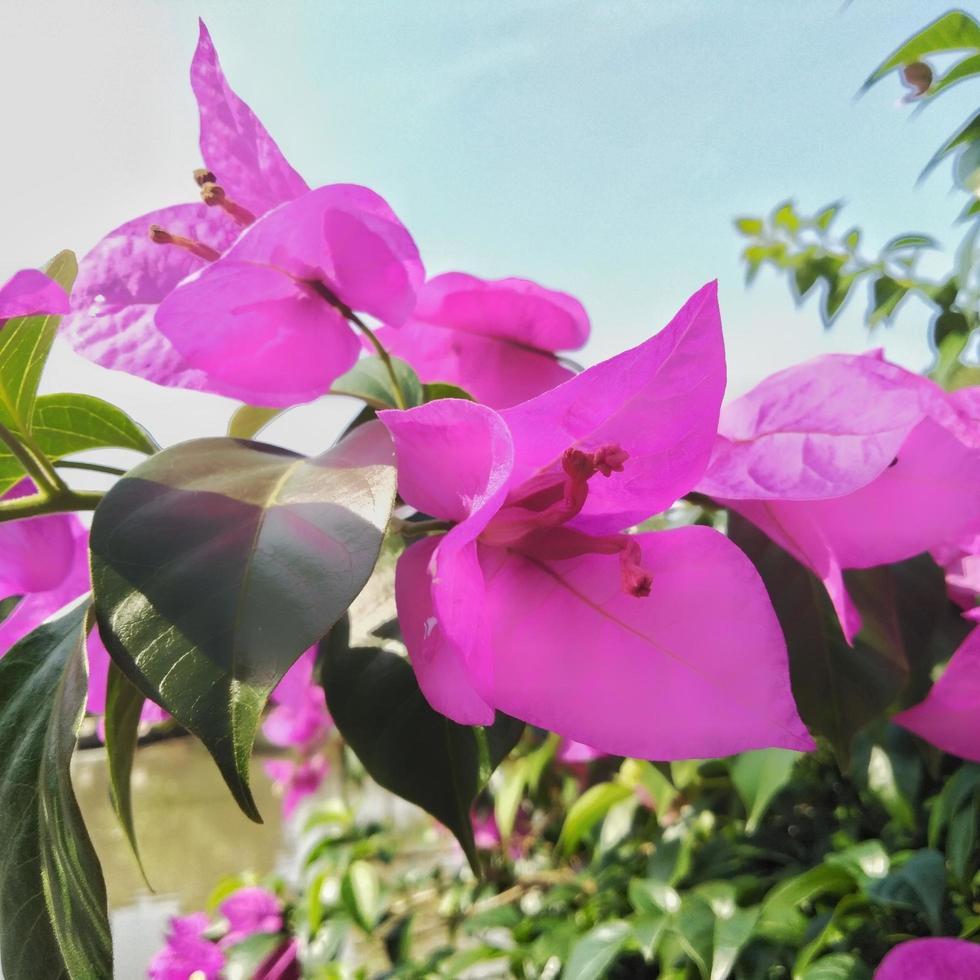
[149,912,224,980]
[219,886,282,945]
[61,203,238,388]
[412,272,589,350]
[501,281,725,534]
[874,938,980,979]
[477,525,813,759]
[0,482,79,595]
[557,739,605,764]
[893,627,980,761]
[155,259,360,405]
[379,399,514,524]
[0,268,69,320]
[224,183,424,325]
[376,320,575,408]
[396,536,494,725]
[192,21,308,217]
[86,628,110,715]
[700,354,932,500]
[270,647,317,707]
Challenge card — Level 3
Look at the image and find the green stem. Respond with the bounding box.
[0,420,67,496]
[0,489,103,522]
[54,460,128,478]
[346,311,407,410]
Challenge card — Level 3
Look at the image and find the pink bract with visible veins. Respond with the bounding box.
[699,354,980,640]
[377,272,589,408]
[381,283,813,759]
[155,183,424,405]
[0,268,69,322]
[60,20,309,391]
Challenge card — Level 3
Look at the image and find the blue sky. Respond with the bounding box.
[0,0,975,453]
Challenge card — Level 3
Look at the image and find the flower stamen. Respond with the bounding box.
[200,181,256,226]
[148,225,220,262]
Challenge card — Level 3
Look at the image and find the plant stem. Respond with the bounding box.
[346,311,407,410]
[0,420,67,496]
[0,489,103,521]
[54,460,128,478]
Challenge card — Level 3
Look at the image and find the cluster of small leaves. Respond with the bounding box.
[736,8,980,391]
[199,724,980,979]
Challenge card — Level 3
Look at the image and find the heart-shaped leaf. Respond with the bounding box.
[91,423,397,819]
[319,619,523,872]
[0,602,112,980]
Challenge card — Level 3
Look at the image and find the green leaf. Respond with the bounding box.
[734,217,764,236]
[756,865,855,943]
[631,912,669,961]
[794,261,822,299]
[815,202,843,231]
[563,921,631,980]
[801,954,871,980]
[822,271,860,324]
[629,878,681,916]
[844,228,862,252]
[731,748,800,832]
[928,763,980,847]
[729,515,904,766]
[0,392,158,496]
[922,110,980,179]
[772,201,800,234]
[711,903,759,980]
[868,848,946,933]
[0,603,112,980]
[331,355,424,409]
[826,840,891,887]
[319,620,523,873]
[946,803,977,884]
[870,275,908,325]
[619,758,677,821]
[0,250,77,434]
[929,52,980,97]
[882,233,940,253]
[422,382,475,402]
[863,10,980,89]
[341,860,383,932]
[671,894,715,980]
[558,781,634,853]
[91,424,396,820]
[227,405,287,440]
[103,660,148,881]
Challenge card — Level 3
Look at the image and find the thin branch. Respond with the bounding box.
[54,460,128,478]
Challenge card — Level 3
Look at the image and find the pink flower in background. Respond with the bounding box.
[148,912,224,980]
[154,182,424,405]
[376,272,589,407]
[874,937,980,979]
[557,739,605,765]
[0,268,69,323]
[893,626,980,761]
[0,481,166,723]
[698,353,980,640]
[933,533,980,610]
[219,886,283,946]
[382,283,812,760]
[61,20,308,390]
[471,810,502,850]
[263,648,332,749]
[264,754,330,818]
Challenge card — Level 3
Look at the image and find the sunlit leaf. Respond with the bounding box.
[332,355,424,409]
[227,405,287,440]
[564,921,631,980]
[91,425,396,820]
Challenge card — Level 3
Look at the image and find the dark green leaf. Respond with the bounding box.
[822,272,860,325]
[564,921,631,980]
[731,748,800,832]
[103,660,148,880]
[422,382,475,402]
[794,261,822,299]
[756,865,855,943]
[868,849,946,933]
[227,405,287,440]
[332,355,424,409]
[0,603,112,980]
[0,250,77,434]
[729,514,905,765]
[863,11,980,89]
[929,52,980,97]
[801,954,871,980]
[671,894,715,979]
[91,425,396,820]
[319,621,523,873]
[870,276,908,325]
